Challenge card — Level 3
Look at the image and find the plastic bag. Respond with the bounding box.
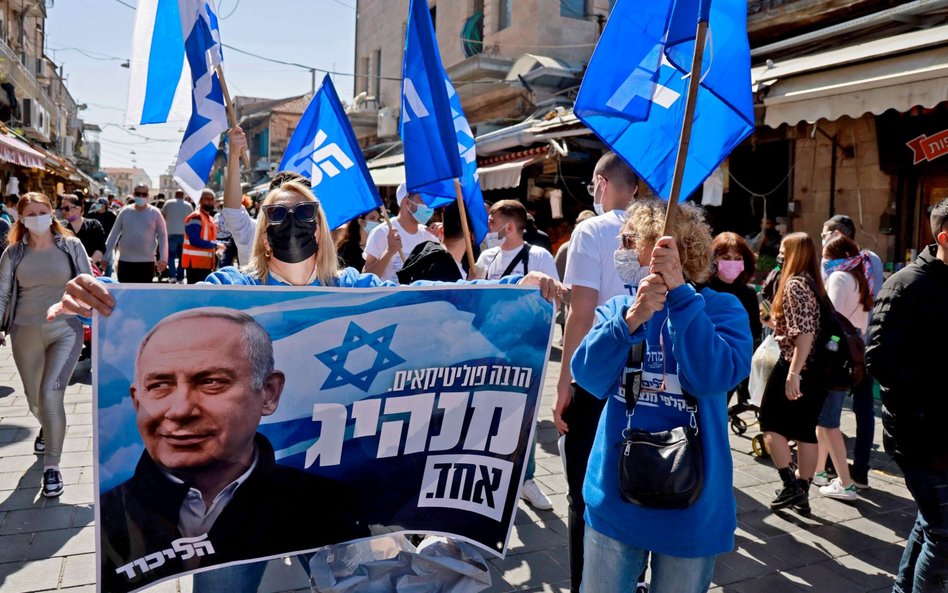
[749,334,780,407]
[309,534,491,593]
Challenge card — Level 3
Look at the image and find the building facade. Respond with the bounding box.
[102,167,153,197]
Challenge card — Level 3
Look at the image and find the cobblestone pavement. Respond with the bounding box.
[0,330,912,593]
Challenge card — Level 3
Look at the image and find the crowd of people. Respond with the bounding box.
[0,135,944,593]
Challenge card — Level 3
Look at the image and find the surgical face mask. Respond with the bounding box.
[266,215,319,264]
[776,254,785,267]
[24,214,52,235]
[410,201,434,225]
[363,220,381,234]
[484,231,503,250]
[134,197,148,207]
[716,259,744,283]
[614,248,648,286]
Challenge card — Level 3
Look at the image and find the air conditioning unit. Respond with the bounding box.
[36,58,48,79]
[378,107,399,139]
[21,98,50,141]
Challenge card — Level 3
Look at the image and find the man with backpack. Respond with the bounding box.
[866,198,948,593]
[475,199,558,511]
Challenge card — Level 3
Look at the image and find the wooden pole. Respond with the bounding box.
[214,64,252,170]
[380,206,406,264]
[662,19,709,237]
[454,179,478,273]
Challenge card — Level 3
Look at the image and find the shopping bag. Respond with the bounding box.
[749,334,780,407]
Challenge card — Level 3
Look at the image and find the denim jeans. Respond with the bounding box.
[581,526,717,593]
[893,460,948,593]
[168,234,185,281]
[192,560,267,593]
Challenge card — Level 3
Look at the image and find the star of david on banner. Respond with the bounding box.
[315,322,406,392]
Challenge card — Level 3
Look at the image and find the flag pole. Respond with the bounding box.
[454,179,477,273]
[380,206,406,264]
[214,64,252,170]
[662,18,710,236]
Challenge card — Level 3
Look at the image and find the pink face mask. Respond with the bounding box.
[716,259,744,283]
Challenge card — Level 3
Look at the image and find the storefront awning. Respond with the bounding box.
[0,133,45,169]
[756,25,948,128]
[369,165,405,187]
[478,157,542,191]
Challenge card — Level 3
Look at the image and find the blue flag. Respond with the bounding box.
[280,75,382,229]
[127,0,229,199]
[400,0,488,242]
[574,0,753,202]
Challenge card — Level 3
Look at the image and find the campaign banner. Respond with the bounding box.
[94,284,553,593]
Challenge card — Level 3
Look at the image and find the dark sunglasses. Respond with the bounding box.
[133,192,149,198]
[620,232,637,250]
[263,202,318,225]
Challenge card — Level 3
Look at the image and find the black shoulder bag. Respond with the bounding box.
[619,342,704,509]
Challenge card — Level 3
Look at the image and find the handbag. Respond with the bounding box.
[618,343,703,509]
[748,333,780,407]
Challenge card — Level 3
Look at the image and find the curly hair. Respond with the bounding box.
[623,198,713,284]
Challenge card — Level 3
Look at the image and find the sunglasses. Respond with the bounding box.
[263,202,318,225]
[133,192,149,198]
[620,232,637,250]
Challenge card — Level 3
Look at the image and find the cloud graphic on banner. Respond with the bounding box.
[315,322,406,392]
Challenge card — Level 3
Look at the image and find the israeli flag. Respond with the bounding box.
[279,75,383,230]
[399,0,489,242]
[126,0,228,199]
[574,0,754,201]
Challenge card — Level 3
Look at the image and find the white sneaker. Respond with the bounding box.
[520,479,554,511]
[812,471,831,487]
[819,478,858,501]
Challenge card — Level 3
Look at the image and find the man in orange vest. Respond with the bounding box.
[182,189,222,284]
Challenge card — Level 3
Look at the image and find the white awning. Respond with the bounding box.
[369,165,405,187]
[757,26,948,128]
[478,157,541,191]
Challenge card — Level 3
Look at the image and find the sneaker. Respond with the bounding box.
[770,481,805,510]
[819,478,858,501]
[42,468,64,498]
[33,429,45,454]
[636,583,649,593]
[849,464,870,490]
[812,471,831,487]
[520,479,554,511]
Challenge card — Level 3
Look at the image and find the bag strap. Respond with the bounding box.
[501,243,531,277]
[622,341,699,417]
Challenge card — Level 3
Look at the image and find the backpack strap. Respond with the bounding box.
[501,243,531,277]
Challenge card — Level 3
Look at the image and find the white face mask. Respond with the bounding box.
[24,214,52,235]
[614,248,648,286]
[484,227,506,250]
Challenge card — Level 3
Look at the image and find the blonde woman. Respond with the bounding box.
[0,192,92,498]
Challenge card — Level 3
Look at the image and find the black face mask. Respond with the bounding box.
[266,216,318,263]
[202,204,216,214]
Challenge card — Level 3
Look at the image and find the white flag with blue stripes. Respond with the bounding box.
[126,0,228,199]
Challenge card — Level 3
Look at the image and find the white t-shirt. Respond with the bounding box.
[564,209,631,305]
[476,242,560,281]
[363,218,438,281]
[826,270,870,335]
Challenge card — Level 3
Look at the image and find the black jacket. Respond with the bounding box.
[866,245,948,467]
[100,433,368,593]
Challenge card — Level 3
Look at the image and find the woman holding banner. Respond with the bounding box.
[571,198,751,593]
[50,127,562,593]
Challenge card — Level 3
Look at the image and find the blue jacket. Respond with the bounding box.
[571,284,751,557]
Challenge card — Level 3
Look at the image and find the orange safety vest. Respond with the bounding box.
[181,210,217,270]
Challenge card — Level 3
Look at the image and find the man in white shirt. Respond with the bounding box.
[476,200,560,282]
[363,183,438,282]
[555,152,640,593]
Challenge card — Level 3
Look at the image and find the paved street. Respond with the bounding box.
[0,328,915,593]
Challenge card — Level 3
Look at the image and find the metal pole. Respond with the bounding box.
[662,19,709,237]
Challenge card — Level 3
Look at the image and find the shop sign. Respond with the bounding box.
[907,129,948,165]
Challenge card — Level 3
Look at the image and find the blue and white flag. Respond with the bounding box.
[400,0,489,242]
[279,75,383,229]
[574,0,753,201]
[126,0,228,199]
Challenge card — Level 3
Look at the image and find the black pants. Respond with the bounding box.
[186,267,213,284]
[117,261,155,283]
[562,384,607,593]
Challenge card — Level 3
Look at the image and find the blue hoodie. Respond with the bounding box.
[571,283,751,558]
